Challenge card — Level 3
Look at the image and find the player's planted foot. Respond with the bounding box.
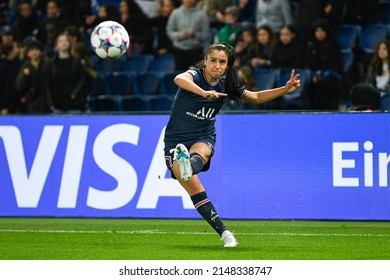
[175,144,193,182]
[221,230,238,247]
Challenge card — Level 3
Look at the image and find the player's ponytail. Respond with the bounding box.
[220,43,246,102]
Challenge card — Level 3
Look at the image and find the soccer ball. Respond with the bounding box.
[90,21,130,59]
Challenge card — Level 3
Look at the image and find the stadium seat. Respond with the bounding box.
[278,68,311,108]
[105,72,132,95]
[148,95,173,111]
[132,72,161,96]
[89,54,100,69]
[150,54,175,76]
[378,2,390,24]
[123,54,154,74]
[253,68,280,90]
[95,56,125,77]
[87,73,106,96]
[3,10,16,23]
[341,49,354,74]
[360,24,388,54]
[160,71,180,96]
[335,24,361,51]
[380,95,390,110]
[89,95,120,112]
[120,95,148,111]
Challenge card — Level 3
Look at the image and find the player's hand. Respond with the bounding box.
[204,90,227,99]
[284,69,300,93]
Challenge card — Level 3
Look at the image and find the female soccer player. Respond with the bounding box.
[164,43,300,247]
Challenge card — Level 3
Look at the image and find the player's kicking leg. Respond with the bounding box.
[174,143,238,247]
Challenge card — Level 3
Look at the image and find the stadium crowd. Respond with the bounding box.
[0,0,389,114]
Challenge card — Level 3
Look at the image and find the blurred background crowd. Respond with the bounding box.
[0,0,389,114]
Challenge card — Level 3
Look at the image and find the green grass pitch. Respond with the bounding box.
[0,218,389,260]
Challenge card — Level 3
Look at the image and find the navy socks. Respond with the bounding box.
[191,191,226,236]
[190,152,204,174]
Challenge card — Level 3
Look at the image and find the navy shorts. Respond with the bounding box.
[164,136,215,179]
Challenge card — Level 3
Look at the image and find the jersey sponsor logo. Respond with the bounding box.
[186,107,216,120]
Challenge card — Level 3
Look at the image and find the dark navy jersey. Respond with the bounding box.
[164,68,246,146]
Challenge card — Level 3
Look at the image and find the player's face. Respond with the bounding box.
[204,50,228,81]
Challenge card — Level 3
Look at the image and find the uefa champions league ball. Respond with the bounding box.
[90,21,130,59]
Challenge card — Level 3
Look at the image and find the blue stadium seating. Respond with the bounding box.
[360,24,388,54]
[120,95,148,111]
[150,54,175,76]
[95,56,125,77]
[278,69,311,108]
[132,72,161,96]
[87,73,106,96]
[253,68,280,90]
[89,95,120,112]
[335,24,361,51]
[380,95,390,110]
[160,71,180,96]
[148,95,173,111]
[105,72,132,95]
[123,54,153,74]
[341,49,354,74]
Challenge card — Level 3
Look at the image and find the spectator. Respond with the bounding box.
[85,3,119,29]
[271,24,305,70]
[0,41,22,114]
[44,33,87,113]
[366,40,390,97]
[349,83,381,111]
[294,0,344,41]
[12,0,40,42]
[39,20,58,58]
[0,0,8,10]
[256,0,293,34]
[15,39,50,114]
[56,0,92,27]
[234,26,255,67]
[149,0,178,55]
[72,41,97,94]
[64,24,85,56]
[0,8,6,27]
[343,0,380,26]
[119,0,153,55]
[250,25,275,69]
[214,5,241,47]
[166,0,210,71]
[237,0,256,24]
[36,0,72,46]
[197,0,232,30]
[8,0,44,11]
[305,19,343,110]
[0,25,15,44]
[238,64,260,109]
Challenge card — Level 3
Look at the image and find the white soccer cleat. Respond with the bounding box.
[174,143,193,182]
[221,230,238,247]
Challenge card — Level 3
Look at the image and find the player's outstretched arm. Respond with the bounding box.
[174,72,227,99]
[243,69,300,104]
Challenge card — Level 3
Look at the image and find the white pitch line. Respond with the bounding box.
[0,229,389,237]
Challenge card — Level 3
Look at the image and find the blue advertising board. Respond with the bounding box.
[0,113,389,220]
